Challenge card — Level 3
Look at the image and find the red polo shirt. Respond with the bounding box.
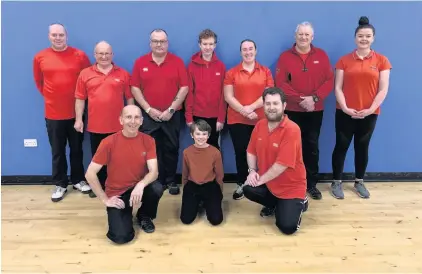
[247,116,306,199]
[130,52,189,111]
[75,64,133,133]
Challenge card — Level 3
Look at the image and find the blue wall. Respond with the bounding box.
[2,1,422,177]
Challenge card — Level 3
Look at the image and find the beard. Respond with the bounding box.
[265,111,283,122]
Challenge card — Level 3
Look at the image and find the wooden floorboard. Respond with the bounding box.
[2,183,422,273]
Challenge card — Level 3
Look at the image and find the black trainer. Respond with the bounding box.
[168,183,180,195]
[260,207,275,217]
[139,216,155,233]
[303,196,309,212]
[307,187,322,200]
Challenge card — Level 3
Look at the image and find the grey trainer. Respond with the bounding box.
[330,181,344,199]
[354,181,370,198]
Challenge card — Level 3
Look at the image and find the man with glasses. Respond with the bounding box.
[75,41,134,197]
[130,29,189,195]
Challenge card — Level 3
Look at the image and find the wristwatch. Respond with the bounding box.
[168,107,175,114]
[248,168,256,173]
[312,95,319,103]
[145,107,151,114]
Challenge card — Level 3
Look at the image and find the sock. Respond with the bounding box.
[355,178,364,183]
[333,180,342,184]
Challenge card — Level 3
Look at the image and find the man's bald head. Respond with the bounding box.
[48,23,67,51]
[95,40,113,53]
[121,105,141,117]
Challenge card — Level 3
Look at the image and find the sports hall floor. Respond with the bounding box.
[2,182,422,273]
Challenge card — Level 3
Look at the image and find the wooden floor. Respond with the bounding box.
[2,183,422,273]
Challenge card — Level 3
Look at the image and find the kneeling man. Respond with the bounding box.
[244,87,308,235]
[85,105,164,244]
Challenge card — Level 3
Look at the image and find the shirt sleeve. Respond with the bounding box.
[130,59,141,88]
[185,64,195,123]
[33,55,44,95]
[79,51,91,70]
[217,63,228,123]
[92,138,111,166]
[275,130,299,169]
[181,150,189,185]
[335,57,346,70]
[379,55,393,71]
[123,71,133,100]
[74,73,87,100]
[145,136,157,160]
[246,122,260,156]
[214,150,224,186]
[265,67,275,87]
[178,59,189,88]
[223,68,235,86]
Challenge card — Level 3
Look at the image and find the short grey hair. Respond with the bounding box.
[295,21,314,34]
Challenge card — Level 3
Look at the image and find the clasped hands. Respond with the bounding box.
[343,107,375,119]
[244,170,264,187]
[103,181,146,209]
[148,107,173,122]
[240,105,258,120]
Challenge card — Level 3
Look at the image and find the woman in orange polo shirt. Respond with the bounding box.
[224,39,274,200]
[331,16,392,200]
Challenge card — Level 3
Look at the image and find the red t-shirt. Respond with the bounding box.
[92,131,157,197]
[75,64,133,133]
[247,116,306,199]
[130,52,189,111]
[33,47,91,119]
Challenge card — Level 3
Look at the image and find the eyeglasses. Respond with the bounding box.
[95,52,112,57]
[150,40,168,45]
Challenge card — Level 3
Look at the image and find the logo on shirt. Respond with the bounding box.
[143,67,149,72]
[216,72,220,76]
[142,152,146,156]
[114,78,121,82]
[273,143,279,147]
[370,65,377,70]
[313,61,319,64]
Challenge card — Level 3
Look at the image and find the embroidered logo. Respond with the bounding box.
[216,72,220,76]
[273,143,279,147]
[143,67,148,72]
[314,61,319,64]
[114,79,121,82]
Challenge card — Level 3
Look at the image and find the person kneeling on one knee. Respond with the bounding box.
[85,105,164,244]
[243,87,308,235]
[180,119,224,226]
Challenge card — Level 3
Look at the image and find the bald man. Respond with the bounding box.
[75,41,134,198]
[85,105,164,244]
[33,23,92,202]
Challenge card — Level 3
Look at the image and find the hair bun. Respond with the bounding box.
[359,16,370,26]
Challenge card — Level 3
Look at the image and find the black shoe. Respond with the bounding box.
[232,185,244,200]
[139,216,155,233]
[260,207,275,217]
[307,187,322,200]
[89,191,97,198]
[168,183,180,195]
[303,196,309,212]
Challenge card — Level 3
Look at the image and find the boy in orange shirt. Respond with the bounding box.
[180,120,224,226]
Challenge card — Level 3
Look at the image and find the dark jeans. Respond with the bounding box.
[243,185,306,235]
[285,110,323,189]
[106,180,164,244]
[193,116,220,150]
[332,109,378,180]
[45,118,85,188]
[227,124,255,186]
[180,180,223,225]
[140,110,181,186]
[90,132,114,189]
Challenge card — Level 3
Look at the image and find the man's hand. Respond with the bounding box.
[187,122,193,127]
[355,108,375,119]
[245,170,260,187]
[130,182,145,207]
[216,122,224,132]
[74,120,84,133]
[158,109,173,122]
[299,96,315,112]
[240,105,255,117]
[104,196,125,209]
[342,107,360,118]
[148,108,163,122]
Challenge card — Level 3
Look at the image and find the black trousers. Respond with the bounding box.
[180,180,223,225]
[227,124,255,186]
[332,109,378,180]
[285,110,323,189]
[243,185,306,235]
[140,111,181,186]
[106,180,164,244]
[90,132,114,189]
[45,118,85,188]
[193,116,220,150]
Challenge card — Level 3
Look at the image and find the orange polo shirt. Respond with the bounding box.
[336,50,392,115]
[130,52,189,111]
[33,46,91,119]
[247,116,306,200]
[224,62,274,125]
[75,64,133,133]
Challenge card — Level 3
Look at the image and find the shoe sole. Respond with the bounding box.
[72,186,91,194]
[51,190,67,202]
[353,188,370,199]
[329,190,344,200]
[233,195,244,200]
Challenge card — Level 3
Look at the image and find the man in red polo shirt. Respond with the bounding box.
[85,105,164,244]
[75,41,134,198]
[130,29,189,195]
[243,87,308,235]
[275,22,334,200]
[33,23,91,202]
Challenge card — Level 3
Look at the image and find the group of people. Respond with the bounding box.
[32,15,391,244]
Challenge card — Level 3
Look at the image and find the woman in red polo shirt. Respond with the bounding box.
[331,16,392,200]
[224,39,274,200]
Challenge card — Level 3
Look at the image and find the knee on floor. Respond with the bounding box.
[207,215,223,226]
[180,215,196,225]
[276,222,298,235]
[107,230,135,245]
